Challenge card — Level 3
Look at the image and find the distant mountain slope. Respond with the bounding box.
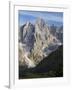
[19,45,63,79]
[49,25,63,43]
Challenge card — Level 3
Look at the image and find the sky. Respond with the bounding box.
[19,10,63,27]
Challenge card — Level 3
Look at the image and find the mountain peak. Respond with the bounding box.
[26,21,31,26]
[19,18,62,67]
[35,17,45,27]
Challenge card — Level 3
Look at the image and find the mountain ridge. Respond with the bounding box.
[19,17,63,68]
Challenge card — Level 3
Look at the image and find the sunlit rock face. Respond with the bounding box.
[19,17,62,68]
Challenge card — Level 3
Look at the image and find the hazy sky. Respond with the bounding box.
[19,10,63,26]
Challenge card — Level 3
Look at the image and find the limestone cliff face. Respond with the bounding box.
[19,18,62,67]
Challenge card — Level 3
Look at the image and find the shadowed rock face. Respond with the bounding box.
[19,22,35,52]
[19,17,62,68]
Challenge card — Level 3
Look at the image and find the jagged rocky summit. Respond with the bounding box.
[19,17,62,68]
